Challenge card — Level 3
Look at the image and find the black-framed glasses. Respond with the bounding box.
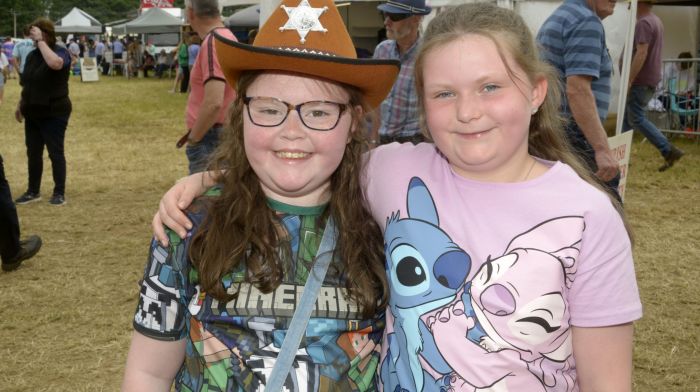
[243,96,349,131]
[380,11,412,22]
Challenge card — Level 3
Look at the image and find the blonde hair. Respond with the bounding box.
[415,3,626,215]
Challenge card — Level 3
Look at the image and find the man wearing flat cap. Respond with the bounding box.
[371,0,431,145]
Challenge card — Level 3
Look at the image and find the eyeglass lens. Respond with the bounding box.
[381,12,411,22]
[246,97,345,131]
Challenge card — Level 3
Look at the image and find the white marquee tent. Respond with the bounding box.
[55,7,103,34]
[226,4,261,28]
[112,7,183,34]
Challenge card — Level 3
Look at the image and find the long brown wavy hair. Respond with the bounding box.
[414,3,629,229]
[188,71,388,318]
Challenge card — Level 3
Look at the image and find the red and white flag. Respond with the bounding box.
[141,0,174,8]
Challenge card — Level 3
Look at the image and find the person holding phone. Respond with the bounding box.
[13,18,72,206]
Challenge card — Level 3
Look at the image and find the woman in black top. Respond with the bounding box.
[14,18,72,206]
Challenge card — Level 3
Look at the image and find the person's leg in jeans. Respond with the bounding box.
[623,85,671,157]
[40,116,69,197]
[24,117,45,195]
[0,154,21,263]
[185,127,221,174]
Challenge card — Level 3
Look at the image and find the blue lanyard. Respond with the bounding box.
[265,217,338,391]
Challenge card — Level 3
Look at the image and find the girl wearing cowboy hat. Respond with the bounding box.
[122,0,399,390]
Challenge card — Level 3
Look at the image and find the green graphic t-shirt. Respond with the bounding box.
[133,196,384,391]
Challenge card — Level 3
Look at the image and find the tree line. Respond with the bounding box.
[0,0,185,37]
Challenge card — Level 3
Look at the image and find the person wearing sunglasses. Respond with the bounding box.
[370,0,431,146]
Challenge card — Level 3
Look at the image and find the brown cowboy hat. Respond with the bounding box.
[214,0,399,109]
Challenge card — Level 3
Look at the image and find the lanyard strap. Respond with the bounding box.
[265,217,338,391]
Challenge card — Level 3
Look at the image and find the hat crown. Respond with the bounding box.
[378,0,431,15]
[252,0,357,59]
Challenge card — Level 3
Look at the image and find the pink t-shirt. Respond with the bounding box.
[364,142,642,391]
[185,28,237,129]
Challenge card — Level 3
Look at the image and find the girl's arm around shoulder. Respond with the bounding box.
[572,323,634,392]
[121,331,186,392]
[152,171,221,246]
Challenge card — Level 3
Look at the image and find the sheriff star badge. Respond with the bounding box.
[279,0,328,44]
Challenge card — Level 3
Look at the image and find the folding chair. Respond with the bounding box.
[667,78,699,131]
[103,50,113,75]
[112,52,129,79]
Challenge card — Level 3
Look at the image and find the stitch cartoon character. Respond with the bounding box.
[429,216,583,391]
[380,177,478,392]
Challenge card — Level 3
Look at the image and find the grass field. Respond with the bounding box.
[0,76,698,391]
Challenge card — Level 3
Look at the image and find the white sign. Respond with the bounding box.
[80,57,99,82]
[607,131,634,201]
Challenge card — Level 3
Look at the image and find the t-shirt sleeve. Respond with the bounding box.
[202,33,232,84]
[634,19,654,45]
[57,48,72,69]
[132,235,189,341]
[563,16,604,79]
[364,146,391,218]
[568,200,642,327]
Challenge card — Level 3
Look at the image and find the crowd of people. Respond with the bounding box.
[22,33,193,82]
[1,0,695,390]
[85,36,177,79]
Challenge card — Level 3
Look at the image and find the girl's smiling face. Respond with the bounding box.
[244,72,354,206]
[422,34,546,183]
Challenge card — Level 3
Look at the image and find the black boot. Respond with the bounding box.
[2,235,42,272]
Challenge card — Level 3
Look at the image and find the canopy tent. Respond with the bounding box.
[112,7,183,34]
[226,4,261,28]
[220,0,260,7]
[55,7,103,34]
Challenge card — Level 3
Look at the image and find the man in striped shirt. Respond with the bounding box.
[537,0,620,197]
[371,0,431,145]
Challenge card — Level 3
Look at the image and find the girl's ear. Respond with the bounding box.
[531,76,548,110]
[353,105,364,131]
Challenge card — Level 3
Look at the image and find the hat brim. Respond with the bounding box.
[377,3,431,15]
[214,33,400,110]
